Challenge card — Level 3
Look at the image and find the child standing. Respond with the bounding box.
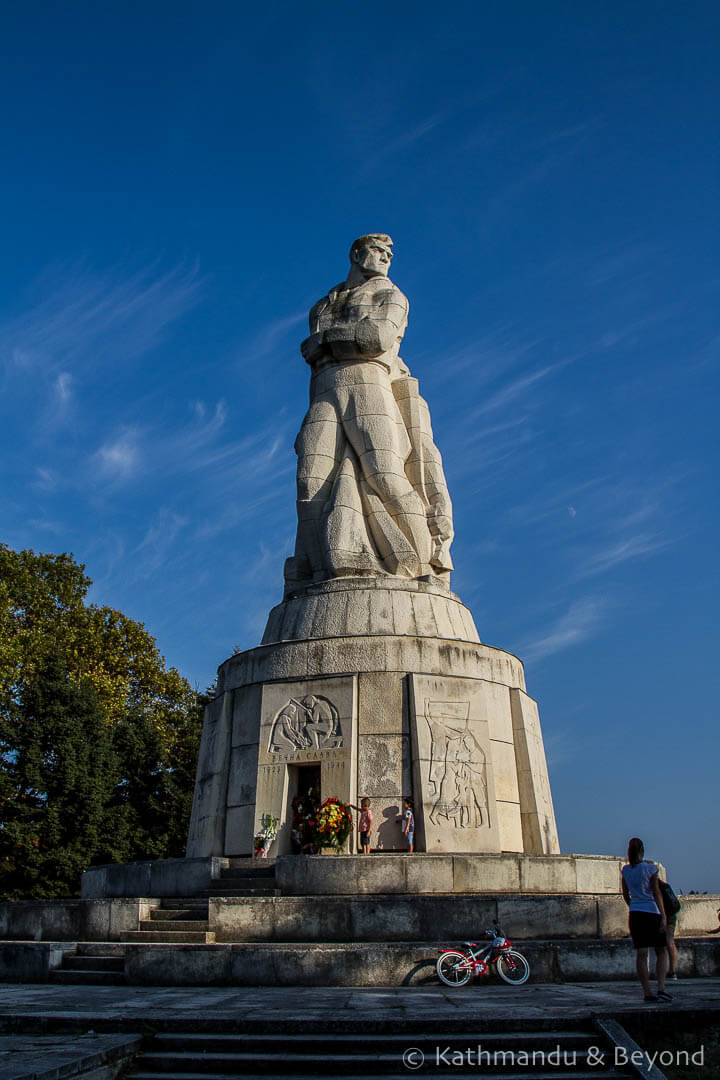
[357,798,373,855]
[400,796,414,853]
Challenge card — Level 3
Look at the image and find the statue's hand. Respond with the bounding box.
[427,510,453,543]
[301,332,325,365]
[431,536,454,573]
[428,511,454,573]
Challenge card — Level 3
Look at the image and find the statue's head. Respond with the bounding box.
[349,233,393,278]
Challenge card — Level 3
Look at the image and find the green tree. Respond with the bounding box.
[0,543,199,737]
[0,543,204,899]
[0,655,115,899]
[100,699,203,866]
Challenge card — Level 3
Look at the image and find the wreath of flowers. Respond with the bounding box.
[310,797,353,852]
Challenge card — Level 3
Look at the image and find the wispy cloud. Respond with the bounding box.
[32,467,58,492]
[241,310,306,364]
[55,372,72,404]
[469,358,572,417]
[569,472,685,582]
[95,428,141,479]
[132,508,189,579]
[543,727,584,769]
[430,326,577,496]
[376,113,443,157]
[483,122,600,227]
[38,370,76,430]
[506,480,678,591]
[0,260,203,384]
[521,596,609,662]
[349,104,449,178]
[425,326,543,387]
[578,532,673,578]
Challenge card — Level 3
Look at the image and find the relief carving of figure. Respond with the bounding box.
[284,234,454,594]
[269,694,342,753]
[426,703,489,829]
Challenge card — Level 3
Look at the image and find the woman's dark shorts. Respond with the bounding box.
[629,911,666,948]
[360,831,370,846]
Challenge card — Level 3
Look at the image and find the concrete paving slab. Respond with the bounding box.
[0,979,717,1035]
[0,1032,141,1080]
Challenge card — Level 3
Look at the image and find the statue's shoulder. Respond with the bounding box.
[308,283,346,322]
[364,276,409,311]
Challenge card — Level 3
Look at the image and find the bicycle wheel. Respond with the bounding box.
[496,950,530,985]
[436,950,473,987]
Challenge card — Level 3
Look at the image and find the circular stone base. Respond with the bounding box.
[262,576,480,645]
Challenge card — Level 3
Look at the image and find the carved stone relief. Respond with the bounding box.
[425,700,490,830]
[268,694,342,753]
[409,674,503,853]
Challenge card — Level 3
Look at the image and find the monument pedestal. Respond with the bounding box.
[186,579,559,860]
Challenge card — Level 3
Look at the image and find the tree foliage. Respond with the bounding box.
[1,656,115,899]
[0,543,204,900]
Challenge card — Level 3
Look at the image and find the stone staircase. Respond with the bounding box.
[125,1022,646,1078]
[119,863,278,946]
[204,859,279,898]
[49,943,126,985]
[50,863,282,982]
[122,899,215,944]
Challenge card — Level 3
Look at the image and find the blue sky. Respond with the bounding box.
[1,3,718,891]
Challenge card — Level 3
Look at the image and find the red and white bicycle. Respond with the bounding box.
[436,920,530,987]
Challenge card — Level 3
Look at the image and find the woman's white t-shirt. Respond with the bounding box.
[622,860,660,914]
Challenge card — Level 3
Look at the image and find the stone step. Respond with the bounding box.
[227,857,276,870]
[204,888,279,897]
[133,1052,619,1073]
[150,908,209,921]
[62,955,125,971]
[127,1026,633,1079]
[221,864,274,872]
[205,892,613,942]
[216,876,277,888]
[75,942,127,956]
[217,872,276,883]
[159,898,212,909]
[146,1029,600,1052]
[129,1073,628,1080]
[133,1056,623,1074]
[49,969,126,985]
[116,937,720,985]
[122,930,217,944]
[128,1035,632,1078]
[140,920,211,933]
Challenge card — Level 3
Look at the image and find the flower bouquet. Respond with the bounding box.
[254,812,279,858]
[310,797,353,853]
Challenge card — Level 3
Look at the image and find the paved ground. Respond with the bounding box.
[0,980,718,1078]
[0,1032,141,1080]
[1,979,719,1030]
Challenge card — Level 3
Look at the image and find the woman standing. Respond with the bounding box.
[621,837,671,1003]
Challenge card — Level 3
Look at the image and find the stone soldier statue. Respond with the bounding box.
[285,233,454,593]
